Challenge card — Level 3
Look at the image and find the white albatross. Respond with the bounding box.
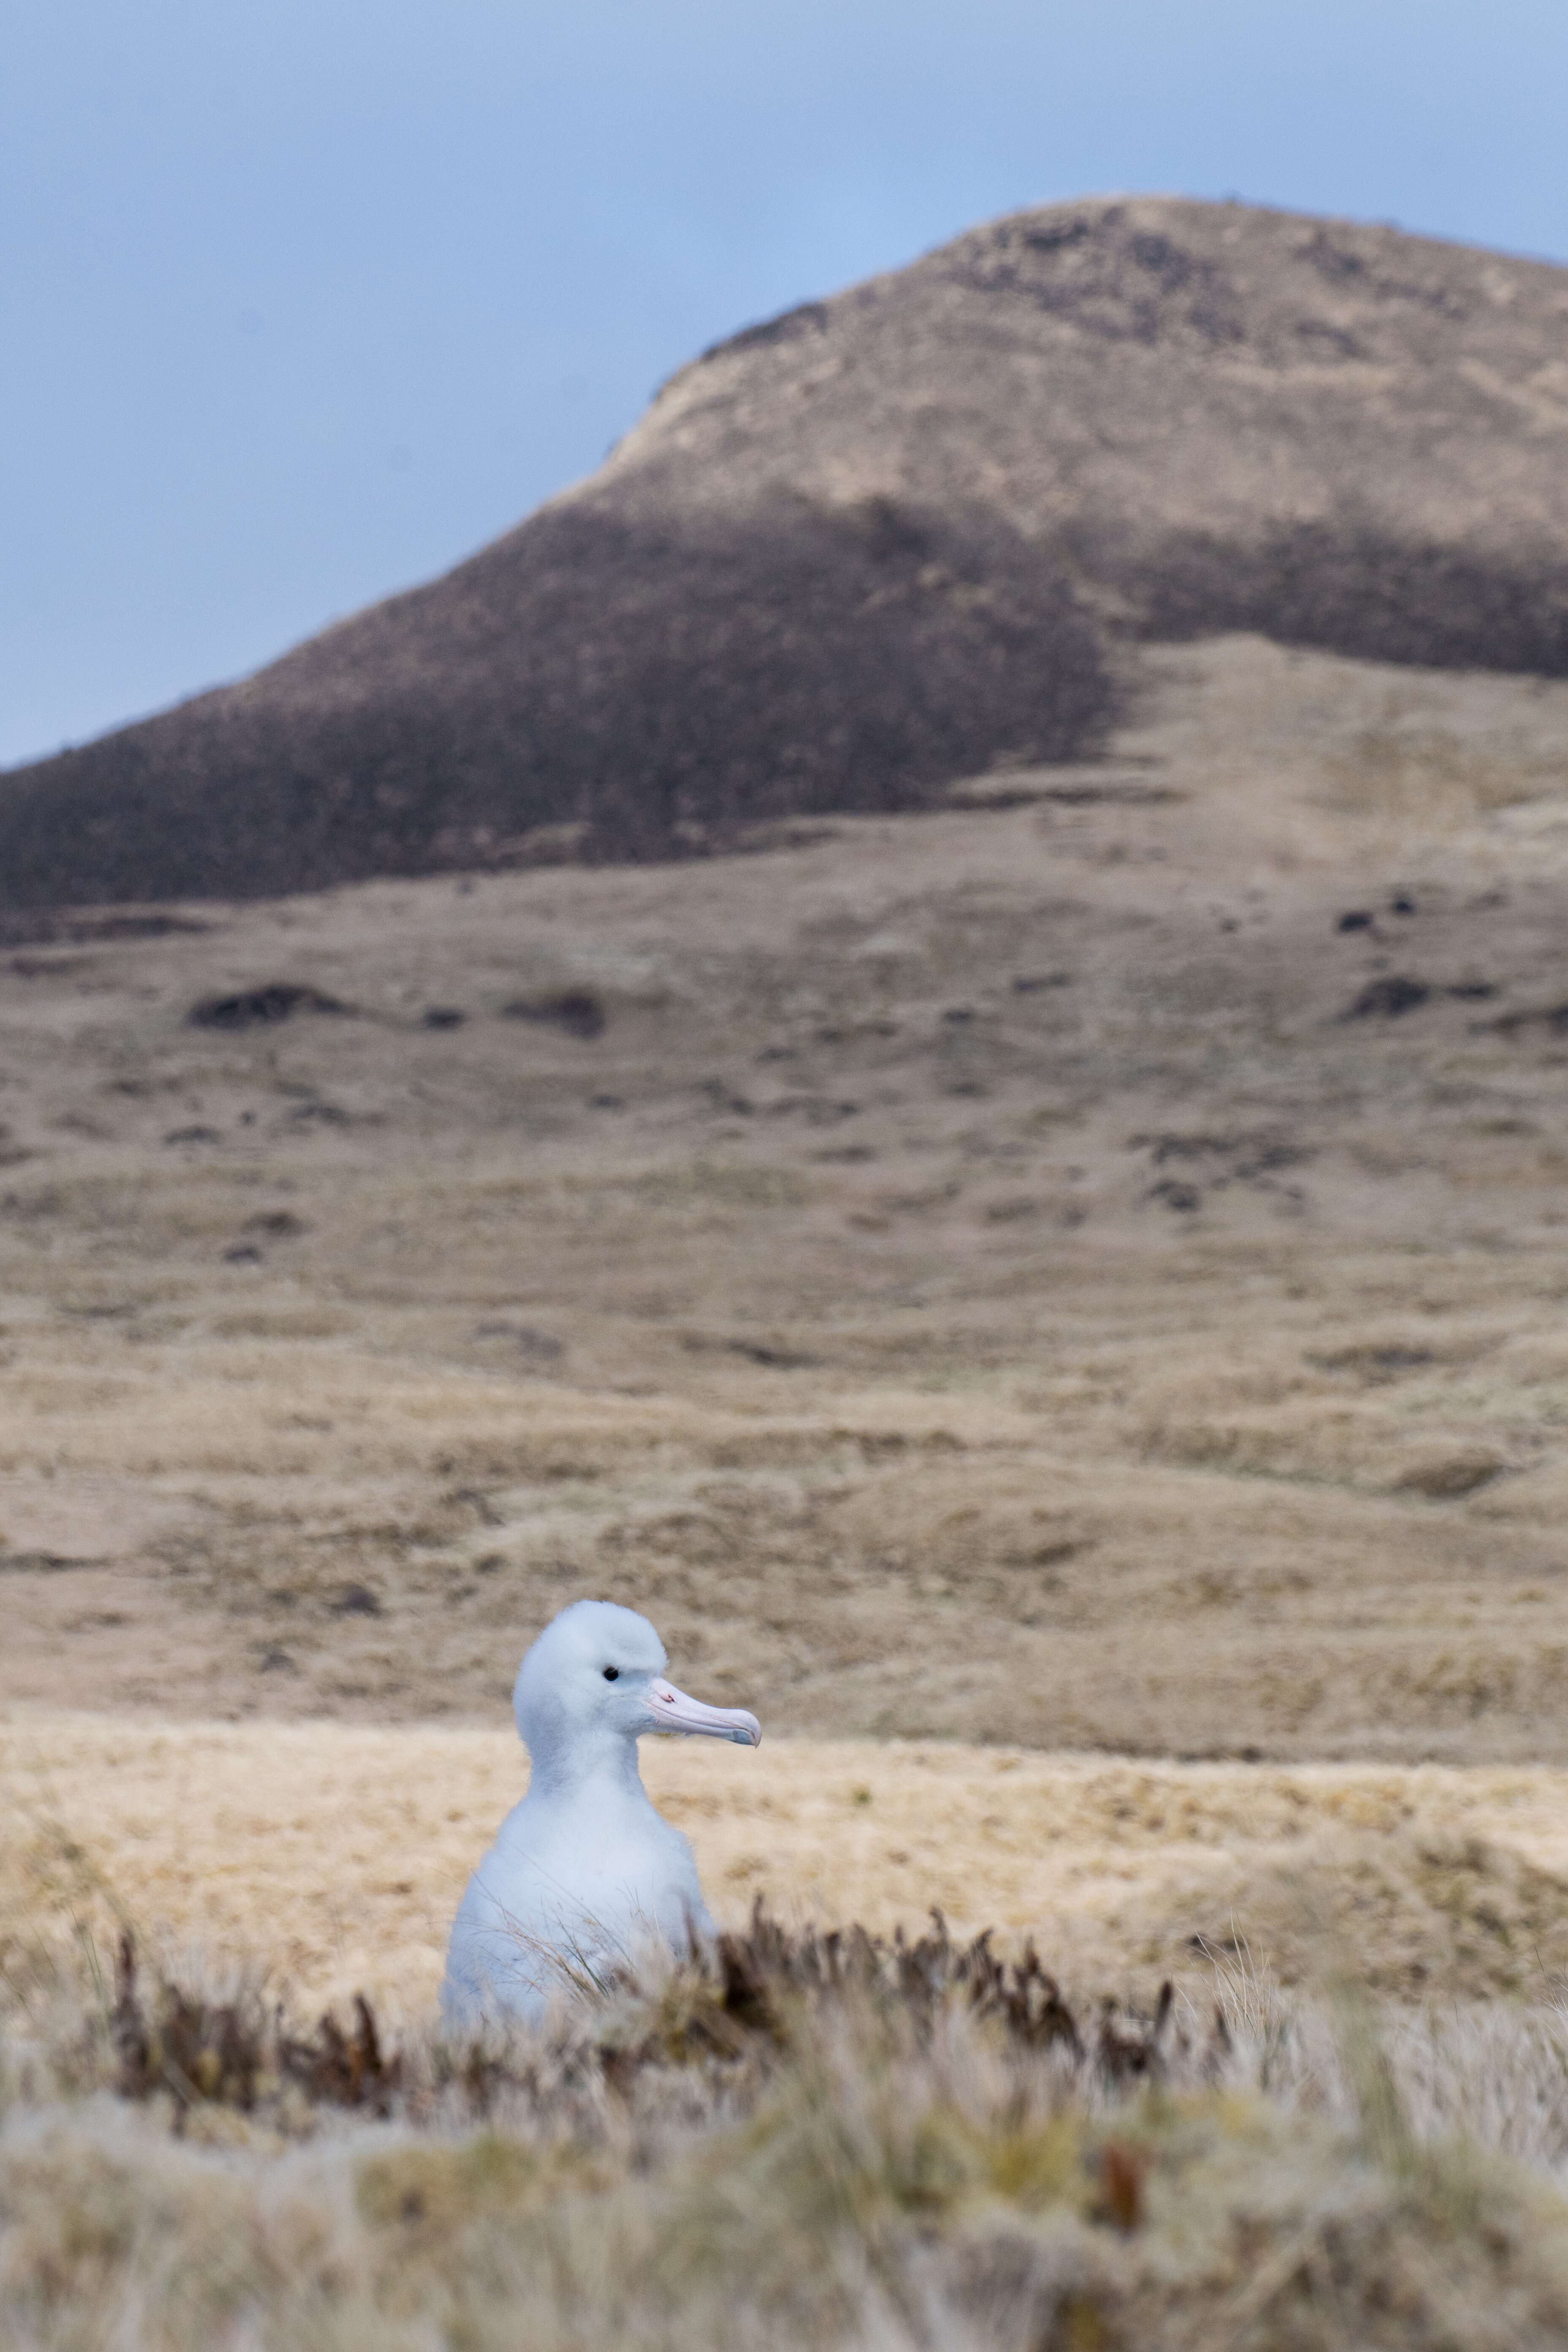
[440,1598,761,2028]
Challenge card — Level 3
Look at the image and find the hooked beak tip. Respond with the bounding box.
[649,1677,762,1748]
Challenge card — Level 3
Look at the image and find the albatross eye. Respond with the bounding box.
[602,1666,620,1682]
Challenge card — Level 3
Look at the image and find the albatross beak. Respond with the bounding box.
[647,1677,762,1747]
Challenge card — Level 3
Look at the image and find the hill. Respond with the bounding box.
[4,196,1568,906]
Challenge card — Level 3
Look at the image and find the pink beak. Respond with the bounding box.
[647,1676,761,1747]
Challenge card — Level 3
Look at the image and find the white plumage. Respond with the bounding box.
[440,1598,761,2028]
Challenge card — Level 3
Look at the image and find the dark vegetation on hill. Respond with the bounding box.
[0,502,1109,907]
[5,194,1568,907]
[1132,521,1568,675]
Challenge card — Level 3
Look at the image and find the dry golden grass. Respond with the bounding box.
[8,1712,1568,2015]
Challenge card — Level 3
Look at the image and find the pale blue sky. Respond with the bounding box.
[4,0,1564,768]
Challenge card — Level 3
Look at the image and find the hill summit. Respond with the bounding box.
[6,194,1568,908]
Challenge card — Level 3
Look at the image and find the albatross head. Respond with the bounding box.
[513,1599,761,1778]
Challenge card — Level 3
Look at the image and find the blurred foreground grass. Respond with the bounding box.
[7,1896,1568,2349]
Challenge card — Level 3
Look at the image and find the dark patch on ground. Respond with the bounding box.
[1345,976,1431,1019]
[1489,1001,1568,1035]
[472,1323,565,1364]
[1132,1129,1312,1216]
[501,991,607,1040]
[288,1102,357,1127]
[681,1334,822,1369]
[1147,1179,1201,1212]
[0,1552,101,1574]
[188,984,351,1031]
[330,1584,384,1617]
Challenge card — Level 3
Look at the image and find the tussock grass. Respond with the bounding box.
[8,1901,1568,2349]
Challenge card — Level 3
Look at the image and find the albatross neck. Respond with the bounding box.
[525,1721,653,1805]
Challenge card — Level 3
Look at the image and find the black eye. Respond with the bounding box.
[602,1666,619,1682]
